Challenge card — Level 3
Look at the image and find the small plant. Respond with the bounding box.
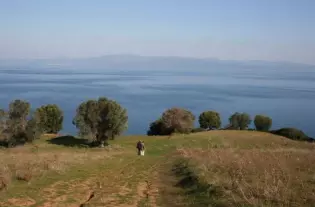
[0,172,11,191]
[16,168,33,182]
[191,128,207,133]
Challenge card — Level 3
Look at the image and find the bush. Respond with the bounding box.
[0,100,43,147]
[191,128,207,133]
[147,119,165,136]
[229,112,251,130]
[198,111,221,130]
[72,97,128,147]
[271,128,310,141]
[148,108,195,135]
[160,107,195,134]
[36,104,63,134]
[254,115,272,131]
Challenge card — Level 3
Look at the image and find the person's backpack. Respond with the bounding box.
[136,141,141,149]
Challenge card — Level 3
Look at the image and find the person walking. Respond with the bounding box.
[140,141,145,156]
[136,140,145,156]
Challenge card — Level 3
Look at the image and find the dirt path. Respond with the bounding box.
[28,154,164,207]
[0,135,191,207]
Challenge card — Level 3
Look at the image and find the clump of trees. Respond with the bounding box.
[198,111,221,130]
[1,97,313,148]
[147,119,165,136]
[254,115,272,131]
[271,128,310,141]
[147,107,195,135]
[72,97,128,147]
[35,104,63,134]
[0,100,42,147]
[229,112,251,130]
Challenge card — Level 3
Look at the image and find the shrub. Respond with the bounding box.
[36,104,63,134]
[0,100,43,147]
[147,119,164,136]
[254,115,272,131]
[15,168,32,182]
[191,128,207,133]
[72,97,128,147]
[229,112,251,130]
[271,128,309,141]
[160,107,195,134]
[198,111,221,130]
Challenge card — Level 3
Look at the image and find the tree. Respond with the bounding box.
[198,111,221,130]
[36,104,63,133]
[7,99,31,145]
[0,99,42,147]
[229,112,251,130]
[25,112,42,142]
[147,119,164,136]
[160,107,195,134]
[72,97,128,147]
[254,115,272,131]
[271,128,309,141]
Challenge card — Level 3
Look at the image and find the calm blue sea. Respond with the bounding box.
[0,67,315,137]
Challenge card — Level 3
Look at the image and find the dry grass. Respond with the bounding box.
[0,142,120,190]
[177,131,315,206]
[1,131,315,207]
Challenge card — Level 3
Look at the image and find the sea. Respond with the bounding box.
[0,65,315,137]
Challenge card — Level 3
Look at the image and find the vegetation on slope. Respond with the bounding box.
[0,96,314,206]
[0,131,314,206]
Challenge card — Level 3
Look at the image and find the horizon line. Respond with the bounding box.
[0,54,314,66]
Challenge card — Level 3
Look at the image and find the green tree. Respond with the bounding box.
[25,112,42,142]
[36,104,63,133]
[72,97,128,147]
[7,99,31,145]
[254,115,272,131]
[271,128,310,141]
[160,107,195,134]
[198,111,221,129]
[229,112,251,130]
[147,119,164,136]
[0,109,9,142]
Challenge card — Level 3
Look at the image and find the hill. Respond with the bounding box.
[1,55,314,73]
[1,131,315,206]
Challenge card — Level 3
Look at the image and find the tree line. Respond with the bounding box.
[147,109,272,135]
[0,97,312,148]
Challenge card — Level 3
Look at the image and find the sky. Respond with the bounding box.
[0,0,315,64]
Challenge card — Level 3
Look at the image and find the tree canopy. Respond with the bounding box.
[72,97,128,147]
[229,112,251,130]
[160,107,195,134]
[254,115,272,131]
[198,110,221,129]
[0,99,42,147]
[147,119,165,136]
[36,104,63,134]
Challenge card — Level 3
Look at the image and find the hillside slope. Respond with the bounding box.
[1,131,315,207]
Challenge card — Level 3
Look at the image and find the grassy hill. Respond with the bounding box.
[1,131,315,207]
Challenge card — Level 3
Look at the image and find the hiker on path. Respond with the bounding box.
[136,140,145,156]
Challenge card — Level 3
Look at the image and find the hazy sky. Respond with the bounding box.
[1,0,315,64]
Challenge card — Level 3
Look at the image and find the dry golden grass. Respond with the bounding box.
[177,131,315,207]
[1,131,315,207]
[0,141,120,191]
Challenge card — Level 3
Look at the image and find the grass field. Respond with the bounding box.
[1,131,315,207]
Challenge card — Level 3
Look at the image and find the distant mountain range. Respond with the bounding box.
[0,55,314,72]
